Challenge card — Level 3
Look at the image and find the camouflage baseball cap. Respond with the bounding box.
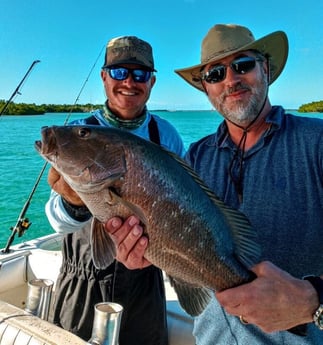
[102,36,156,71]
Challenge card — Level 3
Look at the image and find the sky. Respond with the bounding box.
[1,0,322,111]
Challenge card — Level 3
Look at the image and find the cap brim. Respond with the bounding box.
[103,59,156,72]
[175,31,288,91]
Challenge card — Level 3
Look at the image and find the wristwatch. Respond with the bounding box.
[303,275,323,330]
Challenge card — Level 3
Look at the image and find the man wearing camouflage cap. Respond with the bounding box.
[46,35,185,345]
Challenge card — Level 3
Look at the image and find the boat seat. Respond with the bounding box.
[0,300,87,345]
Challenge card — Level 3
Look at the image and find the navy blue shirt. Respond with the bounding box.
[186,106,323,344]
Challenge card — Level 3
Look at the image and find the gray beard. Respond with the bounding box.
[211,76,268,127]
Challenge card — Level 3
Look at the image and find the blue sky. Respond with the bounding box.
[1,0,322,110]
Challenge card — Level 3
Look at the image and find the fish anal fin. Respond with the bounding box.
[169,276,212,317]
[91,218,116,269]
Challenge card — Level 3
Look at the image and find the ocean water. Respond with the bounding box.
[0,110,322,249]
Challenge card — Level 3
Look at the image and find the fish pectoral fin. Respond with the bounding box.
[91,218,116,269]
[104,187,122,206]
[169,276,212,317]
[106,189,148,227]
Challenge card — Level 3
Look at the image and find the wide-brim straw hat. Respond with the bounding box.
[175,24,288,92]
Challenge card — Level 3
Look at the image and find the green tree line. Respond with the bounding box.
[298,101,323,113]
[0,100,100,115]
[1,99,322,115]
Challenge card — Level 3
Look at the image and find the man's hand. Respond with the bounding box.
[105,216,152,269]
[48,167,84,206]
[216,261,319,333]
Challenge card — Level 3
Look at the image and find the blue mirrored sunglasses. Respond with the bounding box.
[105,67,152,83]
[202,56,262,84]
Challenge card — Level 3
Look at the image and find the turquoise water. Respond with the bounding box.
[0,110,322,248]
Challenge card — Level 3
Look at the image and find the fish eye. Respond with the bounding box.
[78,128,91,138]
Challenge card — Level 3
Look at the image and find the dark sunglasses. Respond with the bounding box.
[105,67,152,83]
[202,56,262,84]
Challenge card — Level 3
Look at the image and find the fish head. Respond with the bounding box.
[35,125,127,191]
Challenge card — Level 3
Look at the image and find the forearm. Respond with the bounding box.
[45,190,92,234]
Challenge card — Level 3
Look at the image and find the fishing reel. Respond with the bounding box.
[2,217,32,253]
[10,217,32,237]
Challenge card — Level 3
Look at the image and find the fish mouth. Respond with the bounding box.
[34,126,58,159]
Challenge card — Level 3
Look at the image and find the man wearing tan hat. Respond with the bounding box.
[45,36,185,345]
[176,23,323,344]
[106,25,323,344]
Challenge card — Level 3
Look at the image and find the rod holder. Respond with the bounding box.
[25,278,53,320]
[88,302,123,345]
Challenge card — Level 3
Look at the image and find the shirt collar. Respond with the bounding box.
[215,106,284,148]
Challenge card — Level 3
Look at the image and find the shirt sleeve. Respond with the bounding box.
[45,190,91,234]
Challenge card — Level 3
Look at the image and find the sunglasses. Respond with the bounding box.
[105,67,152,83]
[202,56,262,84]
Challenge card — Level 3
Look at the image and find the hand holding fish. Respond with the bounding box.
[216,261,318,333]
[48,167,85,206]
[105,216,152,269]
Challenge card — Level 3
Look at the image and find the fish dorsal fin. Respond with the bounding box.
[91,218,116,269]
[169,276,212,316]
[208,200,261,270]
[206,196,261,269]
[166,151,261,269]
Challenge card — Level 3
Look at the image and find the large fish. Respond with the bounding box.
[35,125,261,316]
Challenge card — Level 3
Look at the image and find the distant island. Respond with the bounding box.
[298,101,323,113]
[0,99,322,115]
[0,100,98,115]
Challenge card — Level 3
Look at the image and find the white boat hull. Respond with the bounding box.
[0,233,195,344]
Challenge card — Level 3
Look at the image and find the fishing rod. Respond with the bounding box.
[63,44,105,125]
[2,46,105,253]
[0,60,40,116]
[2,163,47,253]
